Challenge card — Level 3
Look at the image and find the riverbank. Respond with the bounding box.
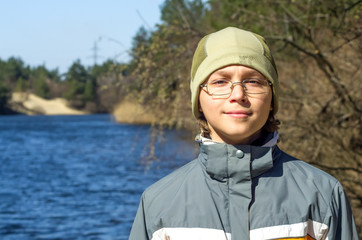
[112,101,157,125]
[8,93,158,125]
[9,92,86,115]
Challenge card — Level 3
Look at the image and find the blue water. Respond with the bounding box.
[0,114,197,239]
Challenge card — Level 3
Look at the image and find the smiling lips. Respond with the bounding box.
[225,110,251,118]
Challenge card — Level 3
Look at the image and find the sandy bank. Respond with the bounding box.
[10,93,86,115]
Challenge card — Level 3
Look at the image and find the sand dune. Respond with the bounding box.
[11,93,86,115]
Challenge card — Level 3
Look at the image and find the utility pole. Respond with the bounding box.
[90,41,100,65]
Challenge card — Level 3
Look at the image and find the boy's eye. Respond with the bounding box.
[210,79,229,86]
[243,79,264,85]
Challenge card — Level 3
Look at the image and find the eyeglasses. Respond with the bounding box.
[200,78,272,98]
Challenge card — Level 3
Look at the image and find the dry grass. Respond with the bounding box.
[112,100,158,125]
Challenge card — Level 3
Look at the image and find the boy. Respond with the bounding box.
[129,27,359,240]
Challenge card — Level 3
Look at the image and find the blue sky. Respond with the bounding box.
[0,0,165,74]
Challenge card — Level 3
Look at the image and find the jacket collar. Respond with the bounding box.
[197,132,278,182]
[195,131,279,147]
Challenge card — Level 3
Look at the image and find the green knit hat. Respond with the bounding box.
[190,27,279,119]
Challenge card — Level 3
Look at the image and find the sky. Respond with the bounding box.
[0,0,165,74]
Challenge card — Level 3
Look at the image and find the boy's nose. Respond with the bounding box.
[229,83,247,101]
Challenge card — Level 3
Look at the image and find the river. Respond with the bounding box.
[0,114,197,239]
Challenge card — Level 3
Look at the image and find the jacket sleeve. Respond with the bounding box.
[325,182,359,240]
[129,193,150,240]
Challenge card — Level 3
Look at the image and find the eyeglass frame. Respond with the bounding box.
[200,78,272,97]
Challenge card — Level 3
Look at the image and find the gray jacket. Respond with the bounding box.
[129,141,359,239]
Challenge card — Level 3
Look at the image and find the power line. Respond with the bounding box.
[88,41,102,65]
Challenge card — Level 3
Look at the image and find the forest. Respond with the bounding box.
[0,58,129,114]
[0,0,361,235]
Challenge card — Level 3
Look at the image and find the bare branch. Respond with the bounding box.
[345,0,362,12]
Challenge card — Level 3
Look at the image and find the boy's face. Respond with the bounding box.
[199,65,273,145]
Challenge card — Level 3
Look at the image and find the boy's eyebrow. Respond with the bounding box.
[212,70,232,77]
[213,69,264,77]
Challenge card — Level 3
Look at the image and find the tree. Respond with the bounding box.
[33,78,50,98]
[161,0,207,32]
[83,78,96,102]
[65,60,89,84]
[93,60,129,112]
[0,57,30,89]
[64,60,89,107]
[0,82,10,114]
[127,0,209,128]
[31,66,51,98]
[14,77,28,92]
